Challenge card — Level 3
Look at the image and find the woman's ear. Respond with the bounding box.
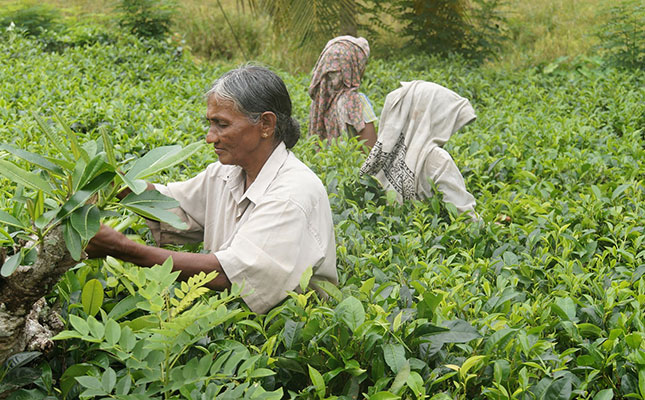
[260,112,277,138]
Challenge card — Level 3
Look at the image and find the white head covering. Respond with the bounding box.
[360,81,477,214]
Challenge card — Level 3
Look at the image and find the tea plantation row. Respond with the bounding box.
[1,27,644,399]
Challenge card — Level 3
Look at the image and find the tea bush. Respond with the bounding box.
[0,27,644,399]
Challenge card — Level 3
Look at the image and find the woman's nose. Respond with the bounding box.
[206,128,217,143]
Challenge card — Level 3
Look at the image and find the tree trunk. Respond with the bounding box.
[0,226,77,365]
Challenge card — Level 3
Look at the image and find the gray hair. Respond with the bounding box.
[206,65,300,149]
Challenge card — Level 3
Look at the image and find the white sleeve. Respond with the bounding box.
[144,171,210,246]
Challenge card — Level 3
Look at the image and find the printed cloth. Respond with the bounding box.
[308,35,370,139]
[345,93,378,136]
[360,80,477,215]
[147,142,338,313]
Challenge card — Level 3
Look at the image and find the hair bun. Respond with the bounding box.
[283,116,300,149]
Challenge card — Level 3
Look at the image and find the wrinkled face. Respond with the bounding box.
[205,96,264,170]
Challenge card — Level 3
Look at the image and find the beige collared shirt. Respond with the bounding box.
[147,142,337,313]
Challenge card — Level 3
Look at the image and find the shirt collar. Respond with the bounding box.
[243,142,289,204]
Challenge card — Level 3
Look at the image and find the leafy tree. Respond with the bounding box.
[595,0,644,70]
[391,0,508,62]
[117,0,177,39]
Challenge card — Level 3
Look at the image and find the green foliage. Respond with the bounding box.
[0,3,63,37]
[1,25,644,399]
[0,88,203,272]
[116,0,177,40]
[595,0,644,70]
[388,0,508,62]
[0,352,42,395]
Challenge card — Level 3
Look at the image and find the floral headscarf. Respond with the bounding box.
[308,36,370,140]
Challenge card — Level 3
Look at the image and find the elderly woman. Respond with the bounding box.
[308,35,377,148]
[87,65,337,314]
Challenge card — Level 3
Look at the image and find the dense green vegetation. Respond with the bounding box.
[1,15,644,400]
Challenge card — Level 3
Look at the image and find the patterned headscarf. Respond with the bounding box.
[308,36,370,140]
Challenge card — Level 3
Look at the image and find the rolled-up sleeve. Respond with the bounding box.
[145,171,210,246]
[215,198,324,314]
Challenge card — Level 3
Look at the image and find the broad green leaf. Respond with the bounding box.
[493,359,511,384]
[57,171,115,222]
[1,251,22,277]
[33,113,73,162]
[283,319,303,349]
[117,171,148,195]
[390,361,409,394]
[125,143,205,180]
[87,315,105,339]
[0,144,64,175]
[120,204,187,230]
[315,279,343,302]
[299,266,313,292]
[102,367,116,393]
[120,190,179,209]
[308,365,325,398]
[611,183,630,201]
[99,126,117,167]
[335,296,365,332]
[63,220,82,261]
[107,295,142,320]
[74,154,111,192]
[70,205,100,241]
[429,320,481,344]
[484,328,517,353]
[248,368,276,378]
[369,391,399,400]
[0,159,54,196]
[60,363,94,398]
[460,355,486,380]
[69,314,90,336]
[114,374,132,396]
[593,389,613,400]
[406,371,425,397]
[52,330,83,340]
[75,376,102,391]
[81,279,104,317]
[542,376,572,400]
[53,109,89,163]
[119,326,136,352]
[382,343,406,374]
[552,297,577,322]
[35,209,58,230]
[4,352,41,370]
